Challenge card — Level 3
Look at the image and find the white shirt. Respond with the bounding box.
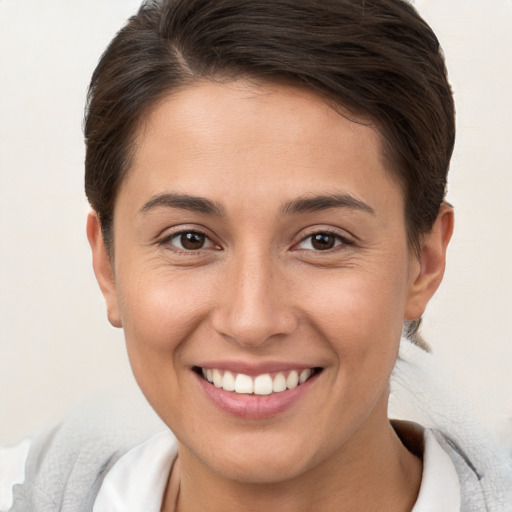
[93,430,177,512]
[411,430,461,511]
[1,428,460,512]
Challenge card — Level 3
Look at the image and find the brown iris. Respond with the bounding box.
[180,232,206,250]
[311,233,337,250]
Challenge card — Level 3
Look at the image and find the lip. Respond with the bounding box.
[193,364,321,419]
[195,360,316,376]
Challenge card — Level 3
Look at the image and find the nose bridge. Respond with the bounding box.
[212,245,296,346]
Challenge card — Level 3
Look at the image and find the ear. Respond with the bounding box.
[86,211,122,328]
[404,203,454,320]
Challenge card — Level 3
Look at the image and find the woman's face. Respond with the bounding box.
[94,80,433,483]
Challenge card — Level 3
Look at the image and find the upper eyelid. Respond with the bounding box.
[155,224,354,248]
[157,224,212,241]
[296,232,349,248]
[157,227,217,249]
[295,226,354,243]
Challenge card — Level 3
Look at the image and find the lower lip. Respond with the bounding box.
[194,371,319,419]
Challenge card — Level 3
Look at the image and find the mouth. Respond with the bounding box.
[194,366,322,395]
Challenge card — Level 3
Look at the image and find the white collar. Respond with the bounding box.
[93,429,176,512]
[411,429,461,511]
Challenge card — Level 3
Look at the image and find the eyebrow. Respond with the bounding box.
[139,192,374,217]
[139,193,225,216]
[281,193,375,215]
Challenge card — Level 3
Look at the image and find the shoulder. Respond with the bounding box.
[391,339,512,511]
[7,398,164,512]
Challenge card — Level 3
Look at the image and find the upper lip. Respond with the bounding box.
[193,360,321,376]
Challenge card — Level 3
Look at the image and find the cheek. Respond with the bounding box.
[301,265,408,340]
[296,262,409,383]
[115,267,215,381]
[114,269,218,428]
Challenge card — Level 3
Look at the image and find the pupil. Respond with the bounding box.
[181,232,205,250]
[312,233,335,250]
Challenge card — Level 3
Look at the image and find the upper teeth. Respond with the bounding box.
[202,368,313,395]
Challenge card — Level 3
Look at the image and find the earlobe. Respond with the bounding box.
[404,203,454,320]
[86,211,122,328]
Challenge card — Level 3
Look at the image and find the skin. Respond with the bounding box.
[88,80,453,512]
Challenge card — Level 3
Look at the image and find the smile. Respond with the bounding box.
[199,367,318,395]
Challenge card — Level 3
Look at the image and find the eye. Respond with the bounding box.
[296,232,345,251]
[166,231,216,251]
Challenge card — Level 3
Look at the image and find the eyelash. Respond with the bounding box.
[159,228,352,253]
[294,230,352,252]
[159,229,218,253]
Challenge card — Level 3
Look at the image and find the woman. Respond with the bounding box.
[5,0,512,511]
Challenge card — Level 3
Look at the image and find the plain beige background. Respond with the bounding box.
[1,0,511,445]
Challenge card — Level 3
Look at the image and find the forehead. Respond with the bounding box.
[138,80,379,151]
[120,79,402,217]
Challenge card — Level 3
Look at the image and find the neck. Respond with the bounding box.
[164,401,422,512]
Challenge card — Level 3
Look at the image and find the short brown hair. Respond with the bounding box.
[85,0,455,253]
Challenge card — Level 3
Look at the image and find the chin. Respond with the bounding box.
[210,451,311,484]
[182,428,327,485]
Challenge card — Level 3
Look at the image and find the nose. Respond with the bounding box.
[211,250,298,348]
